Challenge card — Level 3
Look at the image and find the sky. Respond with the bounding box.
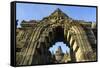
[49,42,70,54]
[16,3,96,54]
[16,3,96,27]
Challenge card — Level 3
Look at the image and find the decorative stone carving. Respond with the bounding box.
[16,8,97,65]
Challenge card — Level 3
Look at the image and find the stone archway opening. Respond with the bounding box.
[49,41,71,63]
[47,26,71,63]
[31,25,89,65]
[31,24,95,65]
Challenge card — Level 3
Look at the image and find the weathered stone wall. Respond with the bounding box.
[16,8,97,65]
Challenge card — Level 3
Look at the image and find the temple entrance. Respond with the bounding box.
[16,8,97,65]
[34,25,79,64]
[30,25,95,65]
[45,26,72,64]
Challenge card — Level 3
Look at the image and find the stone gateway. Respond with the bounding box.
[16,8,97,65]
